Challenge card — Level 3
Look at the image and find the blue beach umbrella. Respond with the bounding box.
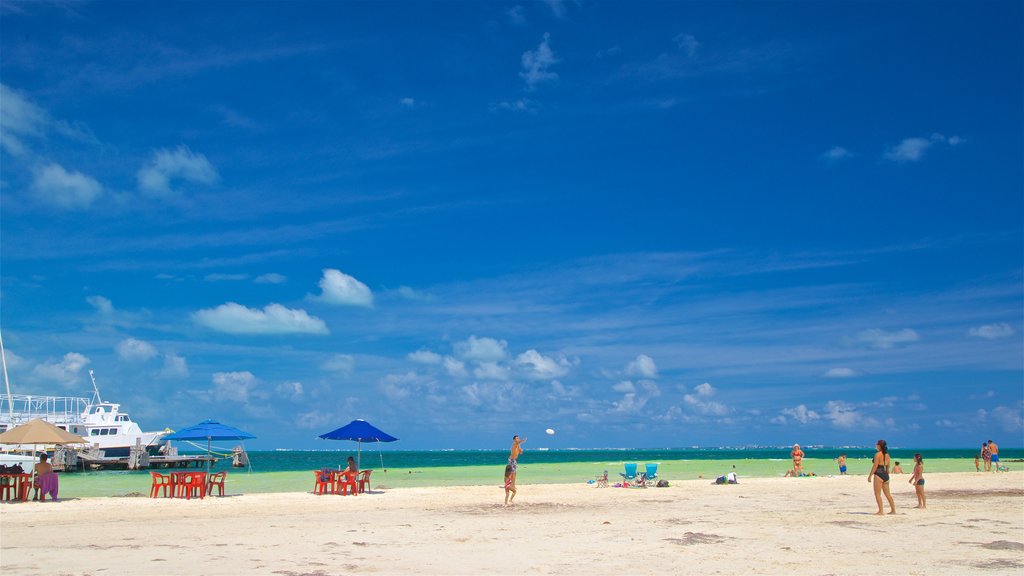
[318,419,398,469]
[164,419,256,472]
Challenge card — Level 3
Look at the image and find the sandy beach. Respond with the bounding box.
[1,471,1022,575]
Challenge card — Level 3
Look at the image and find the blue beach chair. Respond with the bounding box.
[645,463,659,482]
[620,462,638,482]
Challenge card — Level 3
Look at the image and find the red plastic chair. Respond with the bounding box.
[206,472,227,497]
[357,469,372,494]
[175,472,206,499]
[313,470,334,495]
[0,474,17,501]
[150,472,172,498]
[337,471,358,496]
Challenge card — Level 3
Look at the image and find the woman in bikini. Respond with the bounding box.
[868,439,896,515]
[908,453,925,509]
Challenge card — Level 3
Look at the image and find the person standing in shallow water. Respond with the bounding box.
[869,439,896,515]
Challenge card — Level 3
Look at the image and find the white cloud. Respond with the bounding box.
[781,404,821,424]
[137,145,218,196]
[254,273,287,284]
[312,268,374,307]
[474,361,510,381]
[0,83,46,157]
[683,382,728,415]
[395,286,432,301]
[934,419,957,428]
[205,273,248,282]
[612,380,636,393]
[211,371,258,403]
[520,33,559,90]
[516,349,571,379]
[408,349,443,364]
[821,146,852,162]
[115,338,158,362]
[856,328,919,349]
[276,381,303,400]
[32,353,89,387]
[615,380,661,413]
[379,371,437,401]
[31,162,103,209]
[968,323,1015,340]
[992,404,1023,432]
[443,356,468,378]
[673,33,700,57]
[193,302,328,335]
[542,0,567,17]
[492,99,538,113]
[322,354,355,376]
[454,335,508,362]
[505,5,526,25]
[884,133,962,163]
[625,354,658,378]
[823,367,859,378]
[160,353,189,379]
[86,295,114,314]
[824,400,879,429]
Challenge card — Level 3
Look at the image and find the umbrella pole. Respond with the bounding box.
[207,437,211,474]
[357,439,361,470]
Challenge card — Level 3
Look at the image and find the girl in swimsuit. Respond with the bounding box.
[503,464,516,506]
[868,439,896,515]
[909,453,925,509]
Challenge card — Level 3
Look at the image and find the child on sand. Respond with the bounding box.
[892,461,903,474]
[503,464,516,506]
[909,453,925,509]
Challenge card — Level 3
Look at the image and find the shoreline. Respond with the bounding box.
[2,472,1022,575]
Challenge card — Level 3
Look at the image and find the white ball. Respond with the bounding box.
[545,428,555,435]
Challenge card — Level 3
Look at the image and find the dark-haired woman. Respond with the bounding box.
[909,453,926,509]
[868,439,896,515]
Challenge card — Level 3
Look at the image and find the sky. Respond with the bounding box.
[0,1,1021,450]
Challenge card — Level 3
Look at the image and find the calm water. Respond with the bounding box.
[46,447,1021,498]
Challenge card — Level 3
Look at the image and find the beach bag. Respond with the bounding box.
[656,479,669,487]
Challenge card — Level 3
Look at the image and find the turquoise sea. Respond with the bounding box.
[50,447,1022,498]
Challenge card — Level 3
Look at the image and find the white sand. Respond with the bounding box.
[2,472,1022,575]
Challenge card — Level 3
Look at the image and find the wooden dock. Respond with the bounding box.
[70,454,218,472]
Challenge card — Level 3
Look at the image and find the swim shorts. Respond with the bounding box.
[839,465,847,473]
[916,479,924,485]
[991,454,999,463]
[508,457,517,472]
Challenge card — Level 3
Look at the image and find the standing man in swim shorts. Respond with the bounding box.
[836,453,847,475]
[989,439,1000,472]
[508,434,526,483]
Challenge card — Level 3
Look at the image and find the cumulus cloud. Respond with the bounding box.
[211,371,258,403]
[520,33,559,90]
[612,380,636,393]
[474,361,511,381]
[454,335,508,363]
[31,162,103,209]
[492,99,538,113]
[137,145,218,196]
[625,354,658,378]
[992,404,1023,432]
[254,273,287,284]
[443,356,468,378]
[312,268,374,307]
[825,400,879,429]
[379,371,437,401]
[0,83,46,157]
[193,302,328,335]
[968,323,1015,340]
[614,380,661,413]
[673,33,700,57]
[505,5,526,25]
[86,295,114,314]
[395,286,433,301]
[408,350,443,364]
[115,338,158,362]
[821,146,852,162]
[856,328,919,349]
[322,354,355,376]
[683,382,728,416]
[781,404,821,424]
[884,133,962,163]
[160,353,189,379]
[276,381,303,400]
[823,367,859,378]
[32,352,90,387]
[516,349,571,380]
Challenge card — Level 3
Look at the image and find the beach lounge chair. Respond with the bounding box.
[206,471,227,497]
[595,470,608,488]
[620,462,638,482]
[357,469,372,493]
[644,463,659,482]
[150,472,172,498]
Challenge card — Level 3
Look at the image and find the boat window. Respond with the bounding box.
[91,429,100,436]
[117,415,129,422]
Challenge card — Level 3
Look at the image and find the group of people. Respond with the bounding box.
[976,439,1002,472]
[869,439,926,514]
[503,435,525,506]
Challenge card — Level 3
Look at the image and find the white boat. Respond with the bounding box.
[0,370,169,458]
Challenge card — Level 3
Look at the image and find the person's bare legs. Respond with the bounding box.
[881,481,896,514]
[915,484,926,508]
[873,476,885,515]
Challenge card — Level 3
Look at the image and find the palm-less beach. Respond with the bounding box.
[2,471,1021,575]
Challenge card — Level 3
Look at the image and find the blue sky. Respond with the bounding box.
[1,1,1021,450]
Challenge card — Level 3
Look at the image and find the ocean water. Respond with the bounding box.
[48,447,1021,498]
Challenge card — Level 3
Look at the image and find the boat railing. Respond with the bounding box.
[0,394,90,426]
